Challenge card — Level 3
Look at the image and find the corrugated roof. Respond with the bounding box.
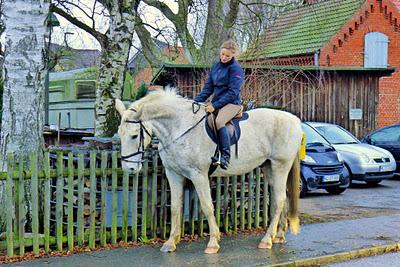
[150,63,395,83]
[241,0,366,60]
[49,68,88,81]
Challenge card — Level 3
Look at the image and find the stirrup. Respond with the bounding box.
[211,153,221,166]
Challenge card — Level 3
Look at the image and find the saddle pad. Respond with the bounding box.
[205,112,249,145]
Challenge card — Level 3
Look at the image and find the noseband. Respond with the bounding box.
[120,119,151,163]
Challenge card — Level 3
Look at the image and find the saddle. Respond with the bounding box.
[205,112,249,145]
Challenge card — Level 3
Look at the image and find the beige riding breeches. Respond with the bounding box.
[210,103,242,130]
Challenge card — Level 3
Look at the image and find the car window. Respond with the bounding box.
[370,126,400,142]
[315,125,359,144]
[301,124,329,145]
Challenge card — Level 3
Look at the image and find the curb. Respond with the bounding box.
[268,243,400,267]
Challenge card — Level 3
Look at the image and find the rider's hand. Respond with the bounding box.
[205,104,215,113]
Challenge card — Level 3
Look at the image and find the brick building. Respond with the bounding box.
[242,0,400,128]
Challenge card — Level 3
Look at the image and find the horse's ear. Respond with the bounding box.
[115,99,126,115]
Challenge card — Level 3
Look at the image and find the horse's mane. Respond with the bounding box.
[128,87,196,119]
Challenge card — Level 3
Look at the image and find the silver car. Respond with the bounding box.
[306,122,396,185]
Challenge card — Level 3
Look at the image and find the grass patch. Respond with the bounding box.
[300,212,333,225]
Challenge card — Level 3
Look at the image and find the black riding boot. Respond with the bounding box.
[218,127,231,170]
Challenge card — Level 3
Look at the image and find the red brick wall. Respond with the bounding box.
[319,0,400,127]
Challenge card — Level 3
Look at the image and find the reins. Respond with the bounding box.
[157,114,206,153]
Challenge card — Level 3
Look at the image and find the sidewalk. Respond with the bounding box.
[7,215,400,267]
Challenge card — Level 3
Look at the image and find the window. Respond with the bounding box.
[370,126,400,142]
[364,32,388,68]
[76,80,96,99]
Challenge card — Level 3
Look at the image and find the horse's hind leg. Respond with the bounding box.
[160,168,184,253]
[273,201,288,244]
[191,174,220,254]
[259,160,291,249]
[260,162,287,244]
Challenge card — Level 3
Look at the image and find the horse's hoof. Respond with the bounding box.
[204,246,220,254]
[160,243,176,253]
[273,236,285,244]
[258,241,272,249]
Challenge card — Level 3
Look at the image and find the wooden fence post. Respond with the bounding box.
[100,152,108,246]
[67,153,74,251]
[111,151,118,245]
[255,168,261,228]
[77,154,85,246]
[131,172,139,242]
[141,155,148,239]
[122,170,129,242]
[44,152,51,252]
[18,155,25,255]
[30,151,39,255]
[56,152,64,251]
[89,152,97,248]
[6,153,14,258]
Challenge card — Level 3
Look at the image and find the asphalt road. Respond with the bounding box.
[300,177,400,222]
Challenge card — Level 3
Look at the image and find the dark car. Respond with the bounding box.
[361,123,400,175]
[300,123,350,197]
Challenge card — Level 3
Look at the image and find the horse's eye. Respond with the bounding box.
[131,135,138,140]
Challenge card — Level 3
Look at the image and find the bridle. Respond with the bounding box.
[120,102,206,163]
[120,108,152,164]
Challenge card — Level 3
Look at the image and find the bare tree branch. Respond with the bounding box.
[51,3,108,47]
[142,0,178,23]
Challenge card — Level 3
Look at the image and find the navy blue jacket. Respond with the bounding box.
[194,58,244,110]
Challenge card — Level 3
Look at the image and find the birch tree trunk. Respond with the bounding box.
[0,0,49,226]
[94,4,136,137]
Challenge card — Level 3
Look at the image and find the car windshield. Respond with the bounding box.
[302,123,330,146]
[314,125,359,145]
[370,126,400,142]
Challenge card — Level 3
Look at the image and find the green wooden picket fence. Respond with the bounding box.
[0,148,270,259]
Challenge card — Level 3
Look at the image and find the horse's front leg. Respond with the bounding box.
[191,175,220,254]
[160,169,184,253]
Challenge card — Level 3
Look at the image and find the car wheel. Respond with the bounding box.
[300,176,307,198]
[366,180,382,186]
[325,187,346,195]
[343,164,354,184]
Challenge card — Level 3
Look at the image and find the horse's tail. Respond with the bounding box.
[287,153,300,235]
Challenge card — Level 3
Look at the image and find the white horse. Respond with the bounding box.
[115,89,302,254]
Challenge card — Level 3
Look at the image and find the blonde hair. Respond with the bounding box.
[220,40,239,55]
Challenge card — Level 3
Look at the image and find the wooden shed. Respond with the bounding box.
[152,63,393,138]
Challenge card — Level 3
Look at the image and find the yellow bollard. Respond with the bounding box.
[299,132,306,160]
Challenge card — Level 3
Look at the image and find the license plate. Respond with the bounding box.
[322,175,340,182]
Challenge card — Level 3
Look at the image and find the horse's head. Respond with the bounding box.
[115,99,152,173]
